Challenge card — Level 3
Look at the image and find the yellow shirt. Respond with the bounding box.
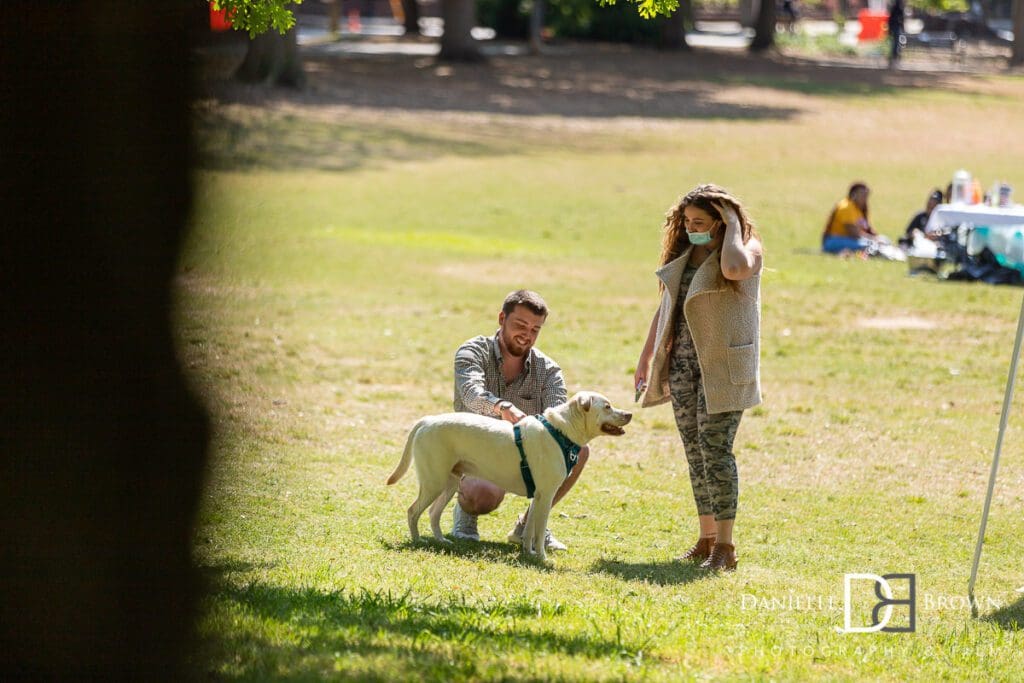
[827,198,865,237]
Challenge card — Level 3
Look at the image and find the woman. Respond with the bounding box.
[822,182,878,254]
[635,184,763,572]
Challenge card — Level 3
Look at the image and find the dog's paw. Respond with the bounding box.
[433,537,454,545]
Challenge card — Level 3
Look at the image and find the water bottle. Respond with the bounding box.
[999,183,1013,208]
[952,169,971,204]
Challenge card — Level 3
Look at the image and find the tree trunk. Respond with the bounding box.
[1013,0,1024,66]
[439,0,483,61]
[660,5,691,50]
[750,0,776,52]
[739,0,757,28]
[401,0,421,35]
[529,0,546,54]
[235,27,306,87]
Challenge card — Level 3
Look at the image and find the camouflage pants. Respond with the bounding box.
[668,339,742,521]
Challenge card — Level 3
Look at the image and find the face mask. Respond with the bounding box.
[688,221,719,246]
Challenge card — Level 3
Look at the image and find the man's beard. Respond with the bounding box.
[501,331,529,358]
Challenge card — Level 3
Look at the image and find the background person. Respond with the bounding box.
[888,0,906,67]
[781,0,800,33]
[899,188,944,247]
[634,184,763,572]
[450,289,589,551]
[822,182,881,254]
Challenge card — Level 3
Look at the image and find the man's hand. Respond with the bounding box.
[495,400,526,424]
[502,404,527,424]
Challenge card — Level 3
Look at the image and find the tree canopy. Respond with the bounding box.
[212,0,301,37]
[214,0,684,36]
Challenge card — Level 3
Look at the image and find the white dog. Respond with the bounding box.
[387,391,631,561]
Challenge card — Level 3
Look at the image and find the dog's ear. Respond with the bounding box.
[578,393,592,412]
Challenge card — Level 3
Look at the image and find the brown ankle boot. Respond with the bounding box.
[700,542,738,571]
[678,536,716,563]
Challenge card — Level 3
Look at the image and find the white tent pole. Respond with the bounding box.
[969,293,1024,617]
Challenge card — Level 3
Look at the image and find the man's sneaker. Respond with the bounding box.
[451,503,480,541]
[506,514,568,551]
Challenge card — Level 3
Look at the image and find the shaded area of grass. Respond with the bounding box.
[984,594,1024,630]
[193,107,507,173]
[381,537,559,571]
[590,558,705,586]
[195,562,672,680]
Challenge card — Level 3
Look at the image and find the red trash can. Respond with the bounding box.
[857,10,889,41]
[209,2,233,32]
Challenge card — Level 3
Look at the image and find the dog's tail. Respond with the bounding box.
[386,419,424,485]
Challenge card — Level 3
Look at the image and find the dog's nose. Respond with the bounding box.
[622,412,632,423]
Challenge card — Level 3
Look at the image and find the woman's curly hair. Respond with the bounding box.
[659,183,759,268]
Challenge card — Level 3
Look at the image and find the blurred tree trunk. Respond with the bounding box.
[400,0,421,35]
[750,0,776,52]
[660,6,691,50]
[1013,0,1024,66]
[529,0,546,53]
[440,0,483,61]
[1,1,209,678]
[235,26,306,87]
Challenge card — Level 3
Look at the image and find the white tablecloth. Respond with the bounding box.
[925,203,1024,233]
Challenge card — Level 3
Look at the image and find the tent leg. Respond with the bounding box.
[968,293,1024,617]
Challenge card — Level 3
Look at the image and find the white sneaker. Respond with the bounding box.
[506,514,568,551]
[451,503,480,541]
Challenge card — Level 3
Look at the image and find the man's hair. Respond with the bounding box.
[502,289,548,318]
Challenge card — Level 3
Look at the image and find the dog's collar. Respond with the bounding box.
[536,414,581,474]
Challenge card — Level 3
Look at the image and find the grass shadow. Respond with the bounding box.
[590,557,706,586]
[196,564,653,678]
[201,48,805,125]
[196,558,278,582]
[193,108,505,173]
[982,593,1024,630]
[382,536,557,572]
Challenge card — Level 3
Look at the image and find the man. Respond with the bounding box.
[450,289,589,550]
[822,182,881,254]
[899,188,944,247]
[887,0,905,68]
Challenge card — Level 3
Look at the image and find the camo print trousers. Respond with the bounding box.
[669,278,742,521]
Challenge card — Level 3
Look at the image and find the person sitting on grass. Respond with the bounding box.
[449,289,589,551]
[822,182,884,255]
[899,188,944,248]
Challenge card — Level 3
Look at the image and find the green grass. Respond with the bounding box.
[181,61,1024,680]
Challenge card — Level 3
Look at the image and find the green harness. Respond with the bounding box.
[512,415,582,499]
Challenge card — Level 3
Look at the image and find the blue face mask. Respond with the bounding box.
[688,221,719,246]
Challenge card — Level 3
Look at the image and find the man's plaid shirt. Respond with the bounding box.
[453,332,567,417]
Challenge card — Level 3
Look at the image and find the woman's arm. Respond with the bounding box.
[635,307,661,391]
[717,203,763,281]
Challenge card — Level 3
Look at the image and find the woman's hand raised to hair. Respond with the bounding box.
[712,201,742,232]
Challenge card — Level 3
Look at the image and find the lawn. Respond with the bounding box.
[181,46,1024,680]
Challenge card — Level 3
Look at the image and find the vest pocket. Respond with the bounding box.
[727,343,756,385]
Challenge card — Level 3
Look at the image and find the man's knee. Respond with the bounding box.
[458,478,505,515]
